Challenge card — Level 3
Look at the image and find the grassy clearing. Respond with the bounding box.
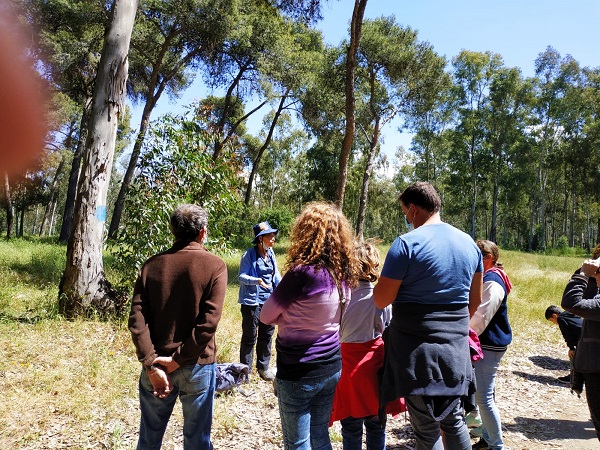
[0,238,587,448]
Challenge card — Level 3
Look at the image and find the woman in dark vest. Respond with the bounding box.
[470,240,513,450]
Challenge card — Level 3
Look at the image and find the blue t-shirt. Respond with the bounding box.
[256,255,275,302]
[381,222,483,305]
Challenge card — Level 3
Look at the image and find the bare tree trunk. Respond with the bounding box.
[356,68,383,240]
[3,172,13,239]
[32,205,39,234]
[107,102,152,239]
[18,204,25,237]
[39,156,66,236]
[490,150,502,243]
[585,196,591,253]
[355,121,379,241]
[335,0,367,209]
[59,0,139,317]
[244,91,289,206]
[540,169,547,250]
[108,36,194,239]
[49,200,57,236]
[59,100,91,244]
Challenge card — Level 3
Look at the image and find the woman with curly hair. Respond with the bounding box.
[261,202,359,450]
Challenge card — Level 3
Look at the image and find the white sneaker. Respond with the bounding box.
[258,368,275,381]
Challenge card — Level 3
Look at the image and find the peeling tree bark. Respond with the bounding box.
[59,0,139,317]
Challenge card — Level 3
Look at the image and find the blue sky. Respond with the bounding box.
[128,0,600,162]
[322,0,600,75]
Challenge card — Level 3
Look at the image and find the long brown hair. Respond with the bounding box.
[286,202,358,287]
[476,239,500,265]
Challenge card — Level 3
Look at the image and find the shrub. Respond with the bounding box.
[255,206,295,239]
[112,112,243,285]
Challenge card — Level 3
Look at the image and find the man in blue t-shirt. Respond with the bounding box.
[374,181,483,450]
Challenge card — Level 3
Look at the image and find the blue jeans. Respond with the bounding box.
[137,363,216,450]
[474,349,506,449]
[240,304,275,371]
[405,396,471,450]
[340,416,385,450]
[276,370,341,450]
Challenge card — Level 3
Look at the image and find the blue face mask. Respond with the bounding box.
[404,207,414,231]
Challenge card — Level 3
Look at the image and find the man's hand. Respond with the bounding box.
[152,356,180,374]
[568,349,575,360]
[581,259,600,277]
[146,366,173,398]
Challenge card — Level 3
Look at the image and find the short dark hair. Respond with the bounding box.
[170,204,208,241]
[398,182,441,213]
[545,305,562,320]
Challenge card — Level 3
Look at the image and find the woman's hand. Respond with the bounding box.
[258,279,272,289]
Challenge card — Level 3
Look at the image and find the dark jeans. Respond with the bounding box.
[584,372,600,441]
[340,415,386,450]
[240,304,275,371]
[405,395,471,450]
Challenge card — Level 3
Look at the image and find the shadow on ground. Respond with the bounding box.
[513,370,574,388]
[506,416,597,441]
[529,355,569,371]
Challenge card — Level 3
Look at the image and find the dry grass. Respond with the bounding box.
[0,239,592,448]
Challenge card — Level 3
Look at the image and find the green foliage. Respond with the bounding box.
[556,235,569,249]
[255,206,295,238]
[112,112,242,285]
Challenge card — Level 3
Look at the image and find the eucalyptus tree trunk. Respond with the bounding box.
[355,117,379,241]
[489,145,503,243]
[39,155,66,236]
[356,66,382,240]
[59,99,91,244]
[108,102,152,239]
[59,0,139,317]
[244,91,289,206]
[335,0,367,209]
[3,173,13,239]
[108,35,204,239]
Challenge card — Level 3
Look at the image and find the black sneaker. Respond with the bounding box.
[472,437,488,449]
[557,375,570,384]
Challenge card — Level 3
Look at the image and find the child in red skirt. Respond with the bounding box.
[330,240,405,449]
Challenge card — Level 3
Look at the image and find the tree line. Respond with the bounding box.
[1,0,599,316]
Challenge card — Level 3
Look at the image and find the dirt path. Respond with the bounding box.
[207,334,598,450]
[114,331,597,449]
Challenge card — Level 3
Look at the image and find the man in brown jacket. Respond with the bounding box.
[129,204,227,450]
